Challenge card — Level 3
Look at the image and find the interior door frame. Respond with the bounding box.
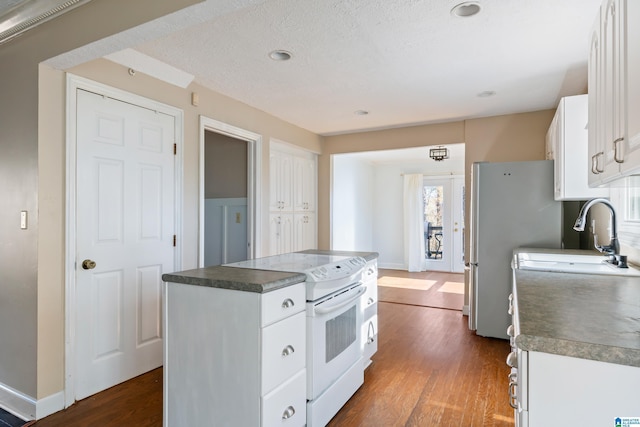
[64,74,184,407]
[198,116,262,266]
[423,174,464,273]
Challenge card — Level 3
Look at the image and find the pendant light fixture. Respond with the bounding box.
[429,146,449,161]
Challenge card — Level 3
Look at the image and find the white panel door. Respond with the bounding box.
[75,89,175,399]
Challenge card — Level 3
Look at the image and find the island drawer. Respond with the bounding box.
[262,311,306,394]
[262,282,305,326]
[262,369,306,427]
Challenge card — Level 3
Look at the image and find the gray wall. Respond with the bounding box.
[204,131,247,199]
[0,0,200,400]
[0,31,39,399]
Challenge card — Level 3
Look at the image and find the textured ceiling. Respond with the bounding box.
[48,0,603,136]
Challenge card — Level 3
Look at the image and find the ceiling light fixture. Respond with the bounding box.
[269,50,292,61]
[451,2,481,18]
[429,146,449,161]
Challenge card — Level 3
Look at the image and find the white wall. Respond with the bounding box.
[331,155,375,251]
[333,145,465,269]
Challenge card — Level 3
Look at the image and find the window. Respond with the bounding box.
[625,176,640,222]
[611,177,640,247]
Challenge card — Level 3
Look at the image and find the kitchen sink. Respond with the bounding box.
[514,251,640,276]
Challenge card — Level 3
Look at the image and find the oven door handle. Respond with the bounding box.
[314,285,366,315]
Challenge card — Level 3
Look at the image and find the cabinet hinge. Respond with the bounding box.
[173,235,176,247]
[173,143,177,155]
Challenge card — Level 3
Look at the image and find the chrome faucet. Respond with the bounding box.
[573,198,627,267]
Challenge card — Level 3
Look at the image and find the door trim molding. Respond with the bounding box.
[198,116,262,266]
[422,175,464,273]
[64,74,184,407]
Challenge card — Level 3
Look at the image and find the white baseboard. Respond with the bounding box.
[377,262,405,270]
[36,391,65,420]
[0,382,65,422]
[0,381,35,421]
[462,305,469,316]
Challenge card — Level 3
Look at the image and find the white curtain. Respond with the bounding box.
[403,174,426,272]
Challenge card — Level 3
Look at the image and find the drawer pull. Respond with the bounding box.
[282,406,295,420]
[507,325,514,337]
[281,345,295,357]
[281,298,295,309]
[506,352,518,368]
[508,372,518,409]
[367,297,375,306]
[614,137,625,163]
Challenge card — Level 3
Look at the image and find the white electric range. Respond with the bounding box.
[225,252,368,427]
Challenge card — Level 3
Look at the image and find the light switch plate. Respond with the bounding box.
[20,210,28,229]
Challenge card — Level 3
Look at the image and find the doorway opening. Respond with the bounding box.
[198,117,262,267]
[423,176,465,273]
[203,131,248,266]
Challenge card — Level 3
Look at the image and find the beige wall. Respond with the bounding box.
[0,0,201,402]
[38,58,322,400]
[321,110,555,307]
[321,121,466,249]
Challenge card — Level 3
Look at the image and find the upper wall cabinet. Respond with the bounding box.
[588,0,640,186]
[547,94,608,200]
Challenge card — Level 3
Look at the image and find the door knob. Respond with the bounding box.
[82,259,96,270]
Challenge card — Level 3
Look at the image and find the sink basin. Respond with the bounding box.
[514,251,640,276]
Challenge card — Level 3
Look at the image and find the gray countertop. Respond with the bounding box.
[162,266,306,293]
[513,251,640,367]
[162,250,378,293]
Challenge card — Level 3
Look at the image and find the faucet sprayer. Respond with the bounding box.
[573,198,627,267]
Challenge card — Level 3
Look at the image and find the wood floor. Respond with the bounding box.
[377,268,465,311]
[32,271,512,427]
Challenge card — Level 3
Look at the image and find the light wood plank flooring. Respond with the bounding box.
[378,268,465,311]
[32,271,512,427]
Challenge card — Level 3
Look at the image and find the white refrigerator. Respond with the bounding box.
[469,160,562,339]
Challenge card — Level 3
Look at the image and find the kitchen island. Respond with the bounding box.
[510,249,640,426]
[162,250,378,427]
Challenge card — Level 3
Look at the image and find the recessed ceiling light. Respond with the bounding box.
[354,110,369,116]
[477,90,496,98]
[451,2,481,18]
[269,50,292,61]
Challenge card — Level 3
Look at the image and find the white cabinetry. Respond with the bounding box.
[270,212,293,256]
[164,282,307,427]
[546,95,608,200]
[518,350,640,425]
[588,0,640,185]
[293,212,315,252]
[361,259,378,368]
[270,143,317,254]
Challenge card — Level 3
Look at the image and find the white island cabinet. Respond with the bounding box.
[164,279,307,427]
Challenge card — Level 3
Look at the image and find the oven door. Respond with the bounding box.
[307,282,365,400]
